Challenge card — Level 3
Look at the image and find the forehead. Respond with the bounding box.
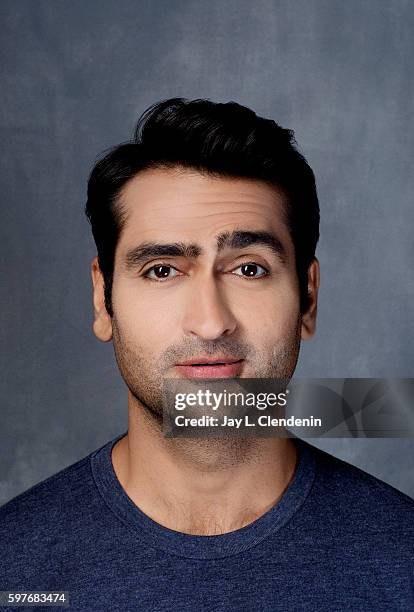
[117,167,290,247]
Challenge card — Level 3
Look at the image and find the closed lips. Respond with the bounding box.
[177,358,243,365]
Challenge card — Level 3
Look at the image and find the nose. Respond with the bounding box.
[181,274,238,341]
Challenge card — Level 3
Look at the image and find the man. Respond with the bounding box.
[0,98,413,611]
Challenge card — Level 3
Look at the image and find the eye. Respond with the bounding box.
[232,262,268,278]
[144,264,181,281]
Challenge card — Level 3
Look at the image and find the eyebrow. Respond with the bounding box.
[216,230,285,260]
[124,243,202,270]
[123,230,286,270]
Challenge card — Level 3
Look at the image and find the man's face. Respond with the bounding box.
[92,167,318,417]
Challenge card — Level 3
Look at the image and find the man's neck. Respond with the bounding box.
[111,396,298,536]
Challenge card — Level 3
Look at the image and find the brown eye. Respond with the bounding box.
[233,263,268,278]
[144,265,180,281]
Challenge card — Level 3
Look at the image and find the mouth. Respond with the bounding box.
[175,357,245,378]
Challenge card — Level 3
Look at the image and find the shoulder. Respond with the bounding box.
[0,453,92,523]
[302,440,414,543]
[308,441,414,505]
[0,444,109,586]
[0,444,104,549]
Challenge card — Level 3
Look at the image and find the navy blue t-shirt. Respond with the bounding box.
[0,433,413,611]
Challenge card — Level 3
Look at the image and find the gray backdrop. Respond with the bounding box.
[1,0,413,505]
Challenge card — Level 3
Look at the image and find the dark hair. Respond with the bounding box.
[85,97,319,317]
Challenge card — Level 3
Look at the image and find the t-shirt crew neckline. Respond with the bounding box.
[90,431,316,560]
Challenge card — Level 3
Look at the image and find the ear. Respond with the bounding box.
[301,258,320,340]
[91,256,113,342]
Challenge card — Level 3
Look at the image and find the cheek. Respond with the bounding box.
[113,280,181,349]
[236,280,300,339]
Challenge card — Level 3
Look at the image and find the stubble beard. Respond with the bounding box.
[111,314,302,468]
